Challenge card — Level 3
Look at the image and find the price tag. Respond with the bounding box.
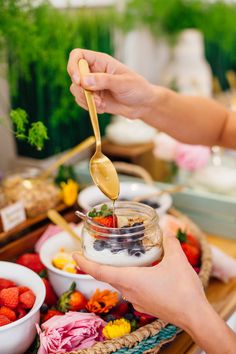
[0,201,26,232]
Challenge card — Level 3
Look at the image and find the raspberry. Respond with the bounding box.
[0,306,16,321]
[18,286,30,295]
[0,278,16,291]
[16,306,26,319]
[0,287,19,309]
[19,290,36,309]
[0,314,11,327]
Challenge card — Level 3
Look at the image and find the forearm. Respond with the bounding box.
[182,300,236,354]
[143,86,236,149]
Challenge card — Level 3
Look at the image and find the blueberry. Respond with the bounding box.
[79,309,88,313]
[124,313,134,321]
[104,314,116,322]
[40,303,49,314]
[93,239,109,251]
[128,241,145,256]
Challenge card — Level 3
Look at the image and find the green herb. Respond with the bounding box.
[8,108,48,150]
[88,204,113,218]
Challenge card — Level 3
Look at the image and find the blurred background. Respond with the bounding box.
[1,0,236,186]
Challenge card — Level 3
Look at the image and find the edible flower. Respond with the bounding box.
[37,311,105,353]
[86,289,119,314]
[60,179,79,206]
[103,318,131,339]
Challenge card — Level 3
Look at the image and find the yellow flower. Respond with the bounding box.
[103,318,131,339]
[60,179,79,206]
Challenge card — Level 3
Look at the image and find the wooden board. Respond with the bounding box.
[160,235,236,354]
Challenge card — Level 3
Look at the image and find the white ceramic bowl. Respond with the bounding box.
[39,225,118,298]
[0,261,46,354]
[78,181,172,216]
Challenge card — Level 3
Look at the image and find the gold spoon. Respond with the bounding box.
[78,59,120,201]
[47,209,82,252]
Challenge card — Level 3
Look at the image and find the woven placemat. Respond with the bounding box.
[67,209,212,354]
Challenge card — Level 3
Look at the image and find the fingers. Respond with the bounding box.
[70,83,105,113]
[73,253,124,287]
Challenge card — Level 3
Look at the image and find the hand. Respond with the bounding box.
[67,48,158,119]
[73,232,207,329]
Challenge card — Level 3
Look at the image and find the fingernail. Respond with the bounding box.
[84,75,95,86]
[72,74,80,84]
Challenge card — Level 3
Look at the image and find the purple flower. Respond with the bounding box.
[37,311,106,354]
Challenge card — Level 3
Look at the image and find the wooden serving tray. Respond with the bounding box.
[0,204,77,259]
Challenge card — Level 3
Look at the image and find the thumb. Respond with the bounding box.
[73,253,123,287]
[81,73,122,92]
[162,231,183,258]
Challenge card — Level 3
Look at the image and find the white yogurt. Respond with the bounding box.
[83,230,162,267]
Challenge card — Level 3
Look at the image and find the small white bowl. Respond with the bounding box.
[39,225,118,298]
[0,261,46,354]
[78,181,172,216]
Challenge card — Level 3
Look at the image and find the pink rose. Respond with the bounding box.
[175,144,211,171]
[37,312,106,354]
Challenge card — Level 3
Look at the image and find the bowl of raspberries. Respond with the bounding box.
[0,261,46,354]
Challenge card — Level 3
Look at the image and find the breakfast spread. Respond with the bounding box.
[0,277,36,327]
[81,203,163,267]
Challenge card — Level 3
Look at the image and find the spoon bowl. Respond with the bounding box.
[90,151,120,201]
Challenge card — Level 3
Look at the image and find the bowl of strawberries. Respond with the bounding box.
[0,261,45,354]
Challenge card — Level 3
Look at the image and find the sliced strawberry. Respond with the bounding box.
[93,215,117,228]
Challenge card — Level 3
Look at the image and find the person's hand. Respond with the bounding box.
[73,233,208,329]
[67,48,158,119]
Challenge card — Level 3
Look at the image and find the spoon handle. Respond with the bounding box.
[78,59,101,150]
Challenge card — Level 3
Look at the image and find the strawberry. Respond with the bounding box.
[0,278,16,291]
[57,282,87,312]
[89,204,117,228]
[93,215,117,228]
[16,253,45,274]
[19,290,36,309]
[42,278,58,307]
[111,301,129,317]
[0,287,19,309]
[42,309,63,323]
[0,306,16,321]
[0,314,11,326]
[151,260,160,267]
[16,306,26,319]
[133,310,156,326]
[181,243,201,267]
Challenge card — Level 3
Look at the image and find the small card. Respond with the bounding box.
[0,201,26,232]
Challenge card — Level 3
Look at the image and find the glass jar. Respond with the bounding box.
[81,201,163,267]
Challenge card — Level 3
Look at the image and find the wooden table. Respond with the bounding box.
[161,235,236,354]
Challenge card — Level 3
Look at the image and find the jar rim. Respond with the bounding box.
[84,201,159,237]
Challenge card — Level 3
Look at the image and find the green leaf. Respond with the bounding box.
[28,121,48,150]
[10,108,28,135]
[177,228,187,243]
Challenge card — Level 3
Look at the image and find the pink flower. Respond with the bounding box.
[153,133,179,161]
[37,311,106,354]
[175,144,211,171]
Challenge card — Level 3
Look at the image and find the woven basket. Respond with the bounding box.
[68,164,212,354]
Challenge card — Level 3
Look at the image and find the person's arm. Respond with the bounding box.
[147,87,236,149]
[73,234,236,354]
[67,48,236,149]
